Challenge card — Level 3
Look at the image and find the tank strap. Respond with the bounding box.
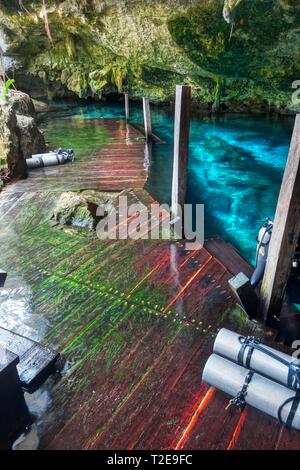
[238,335,300,391]
[226,371,254,412]
[278,392,300,429]
[237,336,257,368]
[37,157,44,167]
[287,362,300,391]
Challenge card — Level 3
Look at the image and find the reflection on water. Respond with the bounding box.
[0,277,49,342]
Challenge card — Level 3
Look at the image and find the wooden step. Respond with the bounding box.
[0,327,59,393]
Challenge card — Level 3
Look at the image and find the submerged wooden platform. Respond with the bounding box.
[5,119,147,193]
[0,118,299,450]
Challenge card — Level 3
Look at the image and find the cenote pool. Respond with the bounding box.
[42,100,294,267]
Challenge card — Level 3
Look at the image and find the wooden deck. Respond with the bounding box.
[0,118,299,450]
[5,119,147,193]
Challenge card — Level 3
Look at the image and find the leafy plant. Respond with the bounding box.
[2,79,15,104]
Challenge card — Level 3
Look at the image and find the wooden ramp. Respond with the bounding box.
[0,117,299,450]
[5,119,147,193]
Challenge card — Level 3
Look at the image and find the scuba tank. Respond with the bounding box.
[203,354,300,431]
[26,148,74,169]
[213,328,300,391]
[202,328,300,430]
[250,218,273,288]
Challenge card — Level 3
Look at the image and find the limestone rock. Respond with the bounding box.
[32,99,49,113]
[10,91,36,118]
[16,114,46,159]
[0,105,26,178]
[51,192,100,231]
[80,190,117,207]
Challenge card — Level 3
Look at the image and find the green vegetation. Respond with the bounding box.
[1,0,300,110]
[1,79,15,104]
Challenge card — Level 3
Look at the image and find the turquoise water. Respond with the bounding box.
[43,101,293,266]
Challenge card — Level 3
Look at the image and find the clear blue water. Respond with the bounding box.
[43,100,294,266]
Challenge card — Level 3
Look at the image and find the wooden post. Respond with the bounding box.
[171,85,191,220]
[0,270,7,288]
[124,93,129,122]
[228,272,259,320]
[0,350,31,448]
[260,114,300,324]
[142,97,152,141]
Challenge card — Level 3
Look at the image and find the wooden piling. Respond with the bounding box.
[260,114,300,324]
[142,97,152,141]
[171,85,191,220]
[0,350,31,449]
[124,93,129,122]
[228,272,259,319]
[0,270,7,288]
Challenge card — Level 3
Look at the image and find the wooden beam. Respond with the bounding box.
[0,270,7,288]
[228,272,259,320]
[0,349,31,448]
[171,85,191,220]
[124,93,129,122]
[142,97,152,141]
[260,114,300,324]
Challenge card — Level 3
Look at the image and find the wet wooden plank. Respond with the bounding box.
[3,119,147,194]
[205,237,253,278]
[0,327,59,393]
[1,117,297,451]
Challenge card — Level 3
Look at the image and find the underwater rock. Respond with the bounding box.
[80,190,117,207]
[16,114,46,159]
[50,191,101,231]
[32,99,49,113]
[0,104,26,178]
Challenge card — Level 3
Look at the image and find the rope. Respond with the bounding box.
[226,371,254,411]
[278,393,300,429]
[238,335,300,391]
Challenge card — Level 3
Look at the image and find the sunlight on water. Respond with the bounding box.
[42,101,293,266]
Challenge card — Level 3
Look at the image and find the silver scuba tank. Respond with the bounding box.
[26,148,74,169]
[203,354,300,430]
[213,328,300,391]
[250,218,273,288]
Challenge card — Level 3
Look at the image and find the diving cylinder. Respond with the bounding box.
[250,220,273,288]
[213,328,300,389]
[26,148,74,169]
[26,152,66,169]
[202,354,300,430]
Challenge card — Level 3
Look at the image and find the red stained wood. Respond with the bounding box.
[5,119,147,193]
[1,118,299,451]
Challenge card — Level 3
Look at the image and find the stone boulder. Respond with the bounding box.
[0,105,26,178]
[32,99,49,113]
[50,192,100,231]
[0,91,46,182]
[50,191,116,231]
[10,91,36,118]
[16,114,46,159]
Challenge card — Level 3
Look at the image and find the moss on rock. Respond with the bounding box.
[1,0,300,110]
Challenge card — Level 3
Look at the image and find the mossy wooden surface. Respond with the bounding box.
[0,116,296,449]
